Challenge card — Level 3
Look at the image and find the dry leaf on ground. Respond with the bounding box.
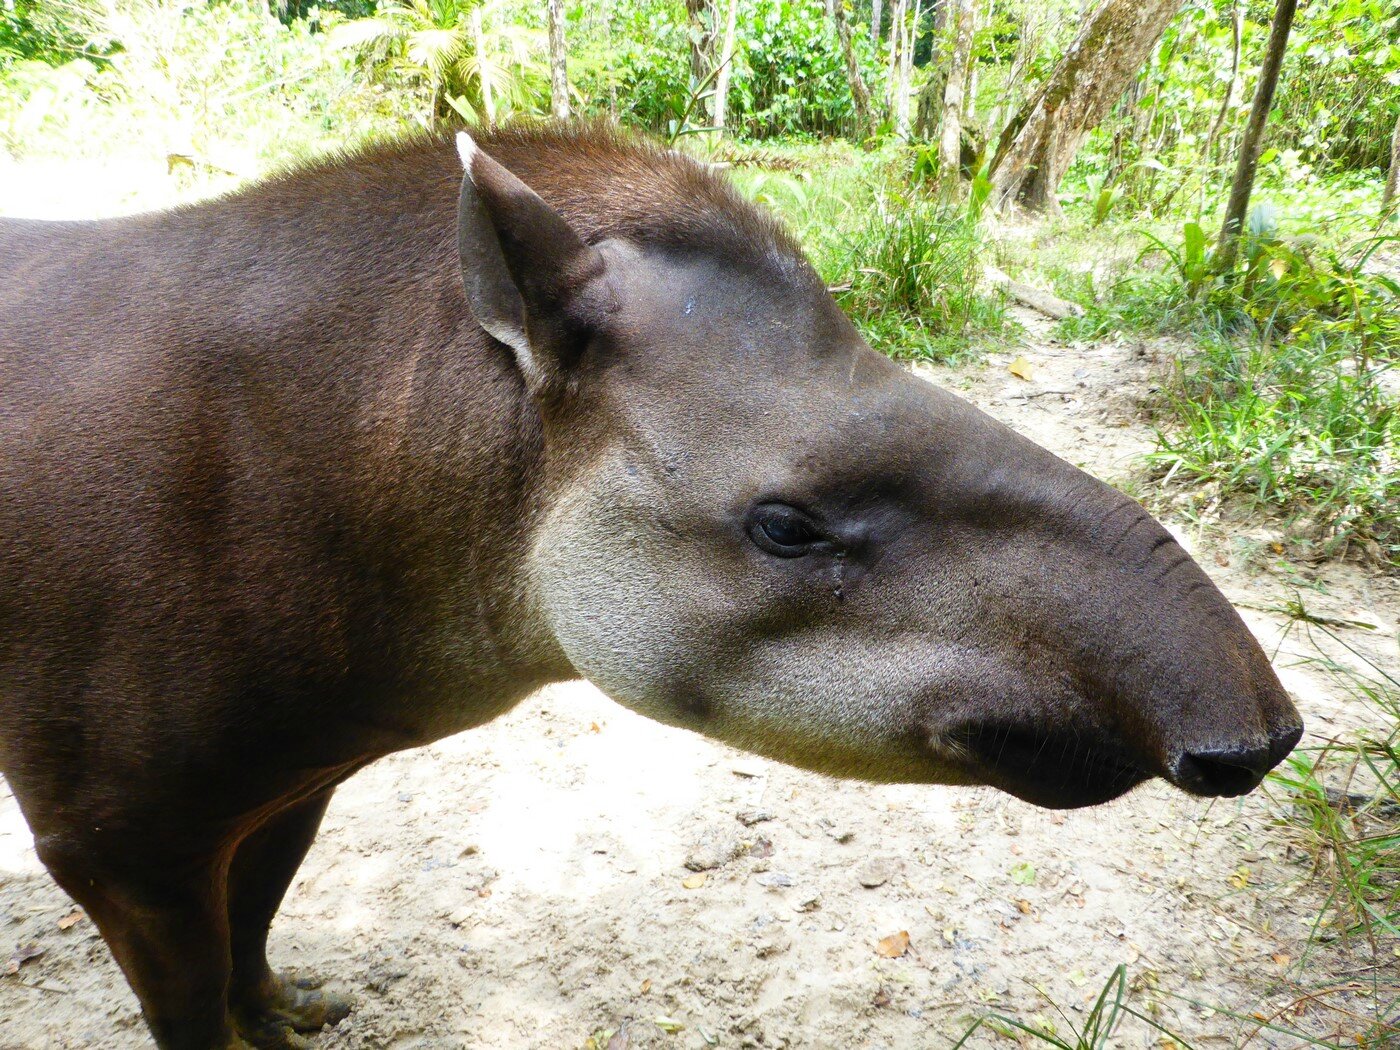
[57,909,84,930]
[875,930,910,958]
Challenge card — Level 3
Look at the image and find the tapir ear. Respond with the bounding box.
[455,132,607,392]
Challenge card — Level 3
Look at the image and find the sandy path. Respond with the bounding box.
[2,310,1396,1049]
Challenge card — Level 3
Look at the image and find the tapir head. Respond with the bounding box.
[455,131,1302,809]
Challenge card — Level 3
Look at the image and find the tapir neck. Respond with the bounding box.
[0,179,578,758]
[316,272,580,743]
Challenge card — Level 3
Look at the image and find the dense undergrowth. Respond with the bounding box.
[727,146,1009,363]
[1057,220,1399,569]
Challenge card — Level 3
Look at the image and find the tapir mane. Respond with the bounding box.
[246,120,817,288]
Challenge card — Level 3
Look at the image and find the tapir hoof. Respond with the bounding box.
[268,974,354,1031]
[234,972,353,1047]
[230,1012,313,1050]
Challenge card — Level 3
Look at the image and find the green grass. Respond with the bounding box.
[1149,335,1397,565]
[951,966,1186,1049]
[1263,601,1400,950]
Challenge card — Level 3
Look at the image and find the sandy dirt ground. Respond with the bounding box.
[2,288,1397,1050]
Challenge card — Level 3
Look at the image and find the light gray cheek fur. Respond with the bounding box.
[527,457,977,784]
[528,459,713,721]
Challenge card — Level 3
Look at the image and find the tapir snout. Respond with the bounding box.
[896,410,1305,808]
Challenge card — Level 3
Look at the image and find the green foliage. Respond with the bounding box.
[953,966,1188,1048]
[731,146,1007,362]
[1270,657,1399,944]
[1063,0,1400,223]
[0,0,92,71]
[728,0,869,138]
[562,0,880,137]
[0,0,418,196]
[830,192,1006,363]
[1152,337,1396,563]
[573,0,688,133]
[1063,218,1399,565]
[333,0,548,121]
[1261,603,1399,1042]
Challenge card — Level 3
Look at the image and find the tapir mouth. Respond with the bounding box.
[949,722,1153,809]
[947,717,1303,809]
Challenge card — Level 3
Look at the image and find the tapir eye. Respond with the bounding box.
[747,503,825,558]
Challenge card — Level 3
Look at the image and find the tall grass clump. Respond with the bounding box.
[1267,604,1399,950]
[1151,335,1396,563]
[829,193,1006,363]
[952,966,1187,1049]
[734,148,1008,365]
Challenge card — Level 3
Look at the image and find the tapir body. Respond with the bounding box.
[0,124,1301,1049]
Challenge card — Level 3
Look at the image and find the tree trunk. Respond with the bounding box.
[885,0,905,115]
[1214,0,1297,273]
[988,0,1184,212]
[832,0,875,137]
[961,0,979,124]
[939,0,973,180]
[685,0,719,126]
[1381,107,1400,214]
[712,0,739,134]
[913,64,945,140]
[891,0,920,136]
[470,6,495,125]
[871,0,882,43]
[547,0,569,119]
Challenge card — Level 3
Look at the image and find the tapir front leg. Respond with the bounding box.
[35,836,246,1050]
[228,789,352,1049]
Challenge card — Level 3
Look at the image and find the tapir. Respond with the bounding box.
[0,123,1302,1049]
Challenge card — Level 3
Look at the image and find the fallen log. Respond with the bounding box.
[983,264,1085,320]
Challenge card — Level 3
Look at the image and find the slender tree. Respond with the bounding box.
[469,5,495,124]
[1200,0,1242,174]
[961,0,979,124]
[885,0,905,116]
[547,0,569,119]
[939,0,974,182]
[832,0,875,137]
[891,0,920,136]
[1381,108,1400,215]
[685,0,719,126]
[712,0,739,134]
[988,0,1184,212]
[871,0,882,43]
[1214,0,1297,273]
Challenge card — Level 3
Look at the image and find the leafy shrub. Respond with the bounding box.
[1,1,419,185]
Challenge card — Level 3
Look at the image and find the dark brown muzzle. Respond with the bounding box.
[1065,493,1306,801]
[944,466,1305,808]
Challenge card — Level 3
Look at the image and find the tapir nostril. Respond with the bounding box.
[1174,743,1274,797]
